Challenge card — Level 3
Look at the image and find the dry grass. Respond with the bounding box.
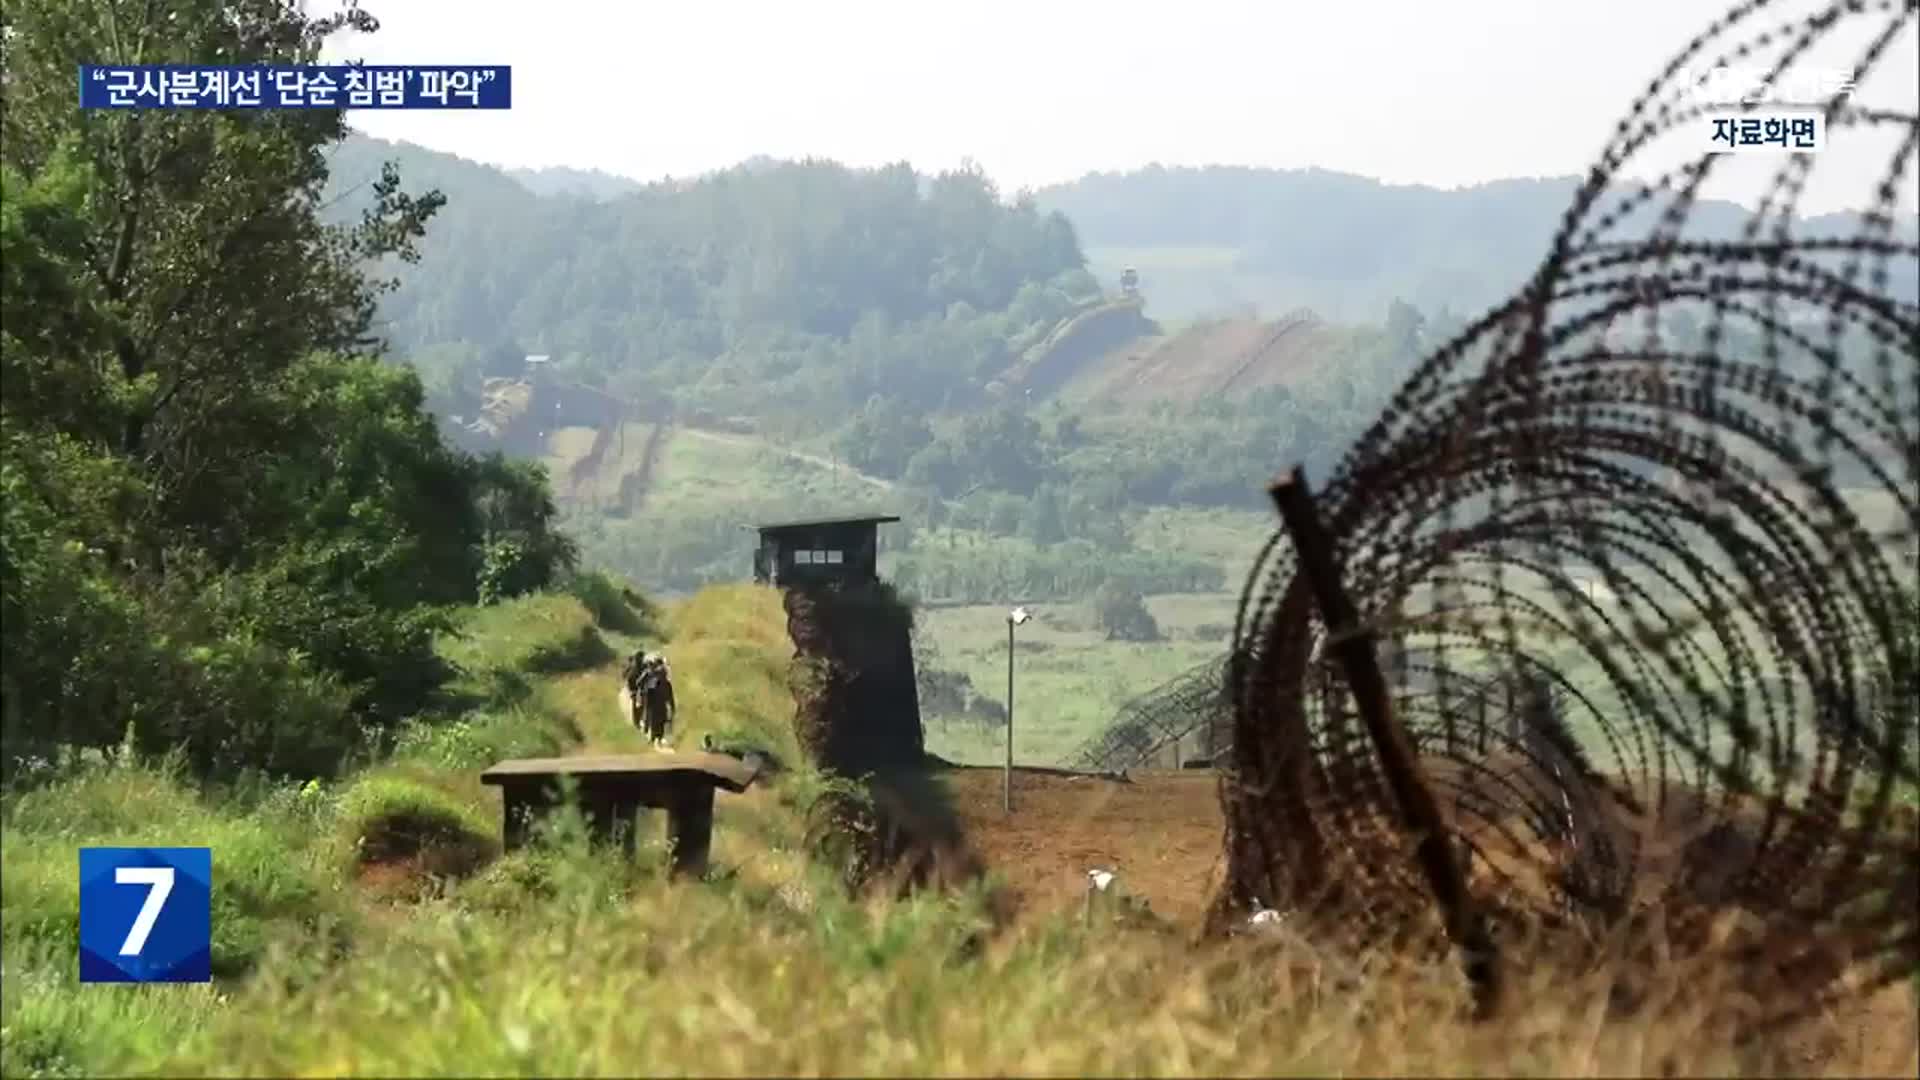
[139,878,1920,1077]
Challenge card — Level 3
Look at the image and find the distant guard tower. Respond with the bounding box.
[752,514,900,588]
[751,513,921,773]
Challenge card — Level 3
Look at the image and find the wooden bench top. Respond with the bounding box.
[480,752,762,794]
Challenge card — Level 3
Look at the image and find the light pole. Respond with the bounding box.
[1005,606,1031,813]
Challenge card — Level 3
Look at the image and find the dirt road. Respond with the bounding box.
[675,427,896,493]
[942,767,1225,927]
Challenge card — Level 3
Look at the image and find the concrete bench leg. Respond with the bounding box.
[666,786,715,880]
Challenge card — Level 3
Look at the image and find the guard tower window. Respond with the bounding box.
[751,514,900,587]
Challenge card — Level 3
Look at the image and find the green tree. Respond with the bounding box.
[903,440,965,496]
[473,455,579,604]
[1020,484,1067,547]
[833,395,935,479]
[1,0,444,492]
[1386,297,1425,353]
[0,413,360,777]
[987,493,1025,535]
[0,158,118,443]
[954,407,1046,495]
[0,1,580,777]
[1094,581,1161,642]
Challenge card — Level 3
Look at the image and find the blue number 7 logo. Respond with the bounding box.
[78,847,212,983]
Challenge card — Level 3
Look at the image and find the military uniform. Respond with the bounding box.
[628,652,676,749]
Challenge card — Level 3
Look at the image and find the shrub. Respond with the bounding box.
[436,594,609,677]
[391,706,572,772]
[567,569,656,635]
[1094,582,1161,643]
[0,520,363,781]
[0,757,351,978]
[335,769,496,876]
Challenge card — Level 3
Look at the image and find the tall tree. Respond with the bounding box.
[0,0,443,520]
[0,2,581,773]
[1020,484,1067,547]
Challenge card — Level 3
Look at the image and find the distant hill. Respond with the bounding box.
[1036,165,1917,323]
[331,132,537,212]
[322,134,1095,426]
[322,137,1911,440]
[506,165,647,201]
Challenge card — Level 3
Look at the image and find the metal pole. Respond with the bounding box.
[1005,617,1015,814]
[1269,465,1502,1021]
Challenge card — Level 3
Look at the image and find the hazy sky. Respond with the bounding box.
[321,0,1918,215]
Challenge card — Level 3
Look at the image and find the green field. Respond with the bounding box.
[917,592,1236,765]
[549,422,896,520]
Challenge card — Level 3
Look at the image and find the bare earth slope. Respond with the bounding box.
[1048,309,1343,406]
[944,767,1225,927]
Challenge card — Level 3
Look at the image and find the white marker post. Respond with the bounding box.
[1005,606,1031,813]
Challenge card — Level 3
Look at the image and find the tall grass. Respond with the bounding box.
[658,583,800,762]
[0,753,356,1075]
[3,584,1912,1078]
[86,839,1916,1078]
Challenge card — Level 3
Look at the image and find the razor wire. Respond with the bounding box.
[1208,0,1919,1027]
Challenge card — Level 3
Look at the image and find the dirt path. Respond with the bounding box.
[617,422,670,513]
[942,767,1225,927]
[675,427,896,493]
[936,761,1915,1073]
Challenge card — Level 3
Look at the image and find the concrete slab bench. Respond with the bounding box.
[480,752,763,878]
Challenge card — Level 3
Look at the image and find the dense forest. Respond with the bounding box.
[0,1,580,780]
[323,136,1097,428]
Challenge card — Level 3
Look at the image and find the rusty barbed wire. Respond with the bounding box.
[1065,656,1234,771]
[1210,0,1919,1026]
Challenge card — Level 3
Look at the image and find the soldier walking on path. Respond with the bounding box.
[624,649,677,750]
[622,648,647,726]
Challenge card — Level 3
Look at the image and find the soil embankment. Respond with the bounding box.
[942,767,1225,926]
[1053,310,1339,406]
[936,758,1915,1071]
